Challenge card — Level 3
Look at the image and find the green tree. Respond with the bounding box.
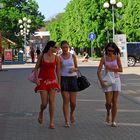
[121,0,140,41]
[46,13,64,44]
[0,0,45,48]
[46,0,140,57]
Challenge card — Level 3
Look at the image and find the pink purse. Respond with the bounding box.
[28,54,42,83]
[28,69,40,83]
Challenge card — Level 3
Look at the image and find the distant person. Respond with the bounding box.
[36,47,41,59]
[60,40,78,128]
[0,53,2,70]
[30,47,35,63]
[82,51,89,62]
[34,41,60,129]
[19,48,23,53]
[56,47,62,56]
[97,42,123,127]
[70,47,76,55]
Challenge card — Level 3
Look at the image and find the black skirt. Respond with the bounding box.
[61,76,78,92]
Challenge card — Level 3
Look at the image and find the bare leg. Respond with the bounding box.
[49,89,56,128]
[38,91,49,124]
[111,91,119,126]
[105,92,113,123]
[70,92,77,123]
[61,91,70,127]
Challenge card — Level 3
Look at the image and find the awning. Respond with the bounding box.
[2,36,17,46]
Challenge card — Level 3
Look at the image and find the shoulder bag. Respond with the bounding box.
[77,70,90,91]
[103,71,115,87]
[28,54,43,83]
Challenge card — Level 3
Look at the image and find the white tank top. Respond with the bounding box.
[60,54,77,76]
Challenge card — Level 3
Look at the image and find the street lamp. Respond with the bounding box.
[0,3,4,53]
[103,0,122,42]
[0,2,4,52]
[18,17,31,61]
[0,3,4,70]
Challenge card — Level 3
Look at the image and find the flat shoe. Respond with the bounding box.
[106,115,111,123]
[65,122,70,128]
[38,112,43,124]
[111,122,117,127]
[70,114,75,123]
[49,124,55,129]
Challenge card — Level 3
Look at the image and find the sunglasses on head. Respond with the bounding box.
[107,49,114,52]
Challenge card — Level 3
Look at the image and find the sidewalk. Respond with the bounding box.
[2,58,140,75]
[0,63,140,140]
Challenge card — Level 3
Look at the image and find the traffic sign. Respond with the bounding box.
[88,33,96,41]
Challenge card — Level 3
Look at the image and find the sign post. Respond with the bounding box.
[88,33,96,56]
[4,49,12,61]
[114,34,127,67]
[0,32,2,70]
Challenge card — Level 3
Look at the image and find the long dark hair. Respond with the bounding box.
[104,42,120,55]
[60,40,69,47]
[42,40,56,54]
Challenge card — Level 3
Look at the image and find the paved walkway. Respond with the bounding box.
[2,58,140,75]
[0,59,140,140]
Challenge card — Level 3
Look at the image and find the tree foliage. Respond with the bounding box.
[121,0,140,41]
[46,0,140,56]
[0,0,45,48]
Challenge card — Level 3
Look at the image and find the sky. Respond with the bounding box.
[35,0,71,20]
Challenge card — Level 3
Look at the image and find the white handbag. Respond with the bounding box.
[103,72,116,87]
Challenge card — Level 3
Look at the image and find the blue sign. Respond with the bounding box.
[88,33,96,41]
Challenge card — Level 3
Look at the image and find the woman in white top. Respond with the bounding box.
[60,40,78,127]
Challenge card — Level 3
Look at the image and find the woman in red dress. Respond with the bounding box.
[34,41,60,129]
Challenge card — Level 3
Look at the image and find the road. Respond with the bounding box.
[0,60,140,140]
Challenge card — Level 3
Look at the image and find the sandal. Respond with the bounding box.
[106,115,111,123]
[70,113,75,124]
[38,112,43,124]
[49,124,55,129]
[111,122,117,127]
[65,122,70,128]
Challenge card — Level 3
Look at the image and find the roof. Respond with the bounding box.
[2,36,17,46]
[34,31,50,37]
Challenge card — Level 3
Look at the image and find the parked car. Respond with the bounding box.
[127,42,140,66]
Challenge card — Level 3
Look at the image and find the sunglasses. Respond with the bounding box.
[107,49,114,52]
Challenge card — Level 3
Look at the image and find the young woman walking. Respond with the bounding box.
[34,41,60,129]
[97,42,123,127]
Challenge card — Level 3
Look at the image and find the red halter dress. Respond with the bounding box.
[35,57,59,92]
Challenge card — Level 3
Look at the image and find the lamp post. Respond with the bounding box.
[0,3,4,70]
[0,3,4,53]
[18,17,31,61]
[103,0,122,42]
